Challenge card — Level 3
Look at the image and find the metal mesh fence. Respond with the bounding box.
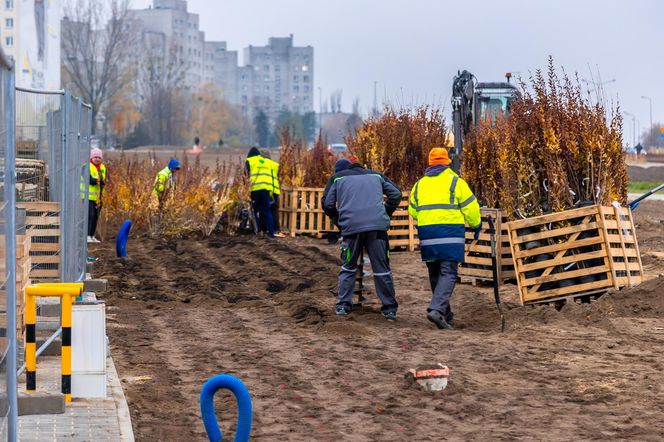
[15,89,91,283]
[0,49,18,440]
[15,89,61,202]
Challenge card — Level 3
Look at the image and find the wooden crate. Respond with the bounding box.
[386,192,418,252]
[279,187,337,237]
[459,209,515,284]
[507,205,643,305]
[18,201,61,281]
[279,187,418,251]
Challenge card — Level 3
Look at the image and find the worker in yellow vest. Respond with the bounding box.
[153,158,181,209]
[87,148,107,243]
[246,147,274,237]
[261,150,286,237]
[409,148,481,330]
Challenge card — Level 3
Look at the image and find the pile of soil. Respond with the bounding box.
[91,220,664,440]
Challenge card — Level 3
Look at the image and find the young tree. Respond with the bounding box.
[61,0,134,133]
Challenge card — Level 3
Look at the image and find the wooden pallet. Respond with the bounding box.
[507,205,643,305]
[18,201,61,281]
[459,209,515,284]
[279,187,418,251]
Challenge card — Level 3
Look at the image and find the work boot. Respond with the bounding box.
[335,305,351,317]
[427,310,454,330]
[383,311,397,322]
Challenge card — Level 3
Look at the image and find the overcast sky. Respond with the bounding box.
[133,0,663,141]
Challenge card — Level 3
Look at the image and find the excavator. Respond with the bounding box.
[450,70,519,173]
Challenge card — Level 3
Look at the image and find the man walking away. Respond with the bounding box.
[246,147,275,237]
[409,148,481,330]
[323,157,402,320]
[261,150,286,237]
[87,148,106,243]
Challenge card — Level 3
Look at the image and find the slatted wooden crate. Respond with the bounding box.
[507,205,643,305]
[0,235,33,339]
[279,187,418,251]
[18,201,61,282]
[459,209,515,284]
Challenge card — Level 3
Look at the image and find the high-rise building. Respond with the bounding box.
[127,1,314,121]
[242,35,314,120]
[0,0,60,89]
[128,0,206,89]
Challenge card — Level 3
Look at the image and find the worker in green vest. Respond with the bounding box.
[246,147,274,237]
[153,158,181,209]
[409,147,481,330]
[87,148,107,243]
[261,150,285,237]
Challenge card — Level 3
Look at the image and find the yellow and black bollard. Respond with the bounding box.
[25,293,37,392]
[24,283,84,403]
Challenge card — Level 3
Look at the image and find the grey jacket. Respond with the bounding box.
[322,164,402,236]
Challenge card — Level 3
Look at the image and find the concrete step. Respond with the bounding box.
[18,392,65,416]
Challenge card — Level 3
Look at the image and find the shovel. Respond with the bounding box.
[487,216,506,332]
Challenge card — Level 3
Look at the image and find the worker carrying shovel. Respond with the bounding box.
[409,148,481,330]
[322,157,402,321]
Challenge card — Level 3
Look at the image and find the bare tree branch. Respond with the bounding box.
[61,0,134,134]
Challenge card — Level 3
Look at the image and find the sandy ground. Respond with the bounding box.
[91,201,664,441]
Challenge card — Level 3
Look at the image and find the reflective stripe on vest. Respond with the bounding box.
[247,156,273,192]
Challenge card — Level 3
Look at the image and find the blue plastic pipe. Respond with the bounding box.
[200,374,253,442]
[116,220,132,258]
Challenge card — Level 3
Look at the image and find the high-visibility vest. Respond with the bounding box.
[408,167,481,262]
[265,158,281,196]
[247,156,274,193]
[89,164,107,202]
[153,166,174,197]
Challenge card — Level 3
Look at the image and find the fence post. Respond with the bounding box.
[4,57,19,441]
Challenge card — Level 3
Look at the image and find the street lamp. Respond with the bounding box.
[623,111,637,148]
[641,95,653,146]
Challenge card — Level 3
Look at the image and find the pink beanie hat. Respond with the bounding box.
[90,148,103,160]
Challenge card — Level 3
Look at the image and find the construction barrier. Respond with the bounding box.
[25,283,84,403]
[507,205,644,305]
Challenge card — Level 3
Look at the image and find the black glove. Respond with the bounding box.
[473,226,482,241]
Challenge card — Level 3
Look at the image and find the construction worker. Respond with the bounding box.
[87,148,106,243]
[409,147,482,330]
[153,158,181,208]
[323,157,402,320]
[261,150,286,237]
[246,147,274,237]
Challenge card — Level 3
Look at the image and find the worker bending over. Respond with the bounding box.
[409,148,481,330]
[153,158,181,209]
[323,157,402,320]
[246,147,275,237]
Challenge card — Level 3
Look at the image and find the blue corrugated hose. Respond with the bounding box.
[116,220,132,258]
[200,374,253,442]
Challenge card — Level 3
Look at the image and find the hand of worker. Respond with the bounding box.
[473,226,482,241]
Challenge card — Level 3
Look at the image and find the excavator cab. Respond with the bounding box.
[451,70,519,173]
[475,82,518,123]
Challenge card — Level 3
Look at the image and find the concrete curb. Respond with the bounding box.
[107,355,135,442]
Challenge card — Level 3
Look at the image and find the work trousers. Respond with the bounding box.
[271,194,280,232]
[88,200,101,237]
[426,260,458,321]
[251,189,274,237]
[337,230,398,313]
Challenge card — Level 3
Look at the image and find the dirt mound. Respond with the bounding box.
[91,232,664,441]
